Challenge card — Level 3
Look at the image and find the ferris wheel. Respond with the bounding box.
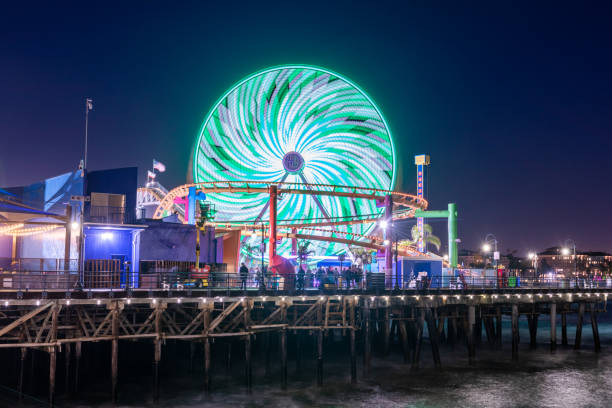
[192,65,397,258]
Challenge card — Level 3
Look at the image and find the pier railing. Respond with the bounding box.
[0,269,610,293]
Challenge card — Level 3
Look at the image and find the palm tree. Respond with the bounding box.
[402,224,441,252]
[297,241,314,268]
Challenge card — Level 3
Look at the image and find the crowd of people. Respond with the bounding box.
[238,263,366,290]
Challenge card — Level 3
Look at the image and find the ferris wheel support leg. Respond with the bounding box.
[384,195,393,286]
[269,185,278,265]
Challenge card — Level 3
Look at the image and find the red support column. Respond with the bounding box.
[384,194,393,286]
[269,185,278,266]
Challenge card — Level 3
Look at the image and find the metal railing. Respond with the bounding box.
[0,269,610,293]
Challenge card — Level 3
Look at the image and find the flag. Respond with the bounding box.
[153,159,166,172]
[147,170,156,179]
[86,98,93,111]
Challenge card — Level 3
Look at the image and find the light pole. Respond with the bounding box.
[528,252,538,282]
[482,234,499,287]
[562,239,577,287]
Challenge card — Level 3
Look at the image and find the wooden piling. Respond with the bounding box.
[203,307,211,395]
[511,304,519,362]
[399,320,410,363]
[189,342,195,373]
[49,346,56,408]
[411,309,424,370]
[448,315,457,350]
[153,307,161,404]
[550,303,557,351]
[49,304,58,407]
[495,306,502,348]
[350,328,356,384]
[226,341,232,375]
[590,303,601,352]
[475,309,482,345]
[19,347,26,401]
[426,309,442,369]
[363,301,371,377]
[295,332,301,374]
[74,342,82,394]
[264,331,272,376]
[562,311,568,346]
[317,328,323,387]
[383,305,390,355]
[528,313,538,349]
[574,302,585,350]
[467,305,475,366]
[281,329,287,390]
[245,335,252,393]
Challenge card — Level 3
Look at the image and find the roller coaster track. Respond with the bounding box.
[150,181,428,221]
[140,181,431,258]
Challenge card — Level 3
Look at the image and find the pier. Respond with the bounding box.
[0,281,607,406]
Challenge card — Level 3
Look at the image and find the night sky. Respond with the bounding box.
[1,2,611,254]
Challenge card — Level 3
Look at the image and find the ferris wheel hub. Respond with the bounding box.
[282,151,305,174]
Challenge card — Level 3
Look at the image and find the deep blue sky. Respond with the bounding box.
[1,1,611,254]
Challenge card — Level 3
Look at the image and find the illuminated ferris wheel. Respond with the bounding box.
[192,65,397,258]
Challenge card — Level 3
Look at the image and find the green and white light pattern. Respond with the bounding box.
[193,65,396,258]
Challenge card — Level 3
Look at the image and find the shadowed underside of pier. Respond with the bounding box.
[0,290,608,406]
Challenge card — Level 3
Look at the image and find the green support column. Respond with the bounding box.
[448,203,458,268]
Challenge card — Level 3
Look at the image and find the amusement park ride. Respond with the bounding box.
[137,65,459,274]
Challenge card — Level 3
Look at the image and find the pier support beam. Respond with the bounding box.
[412,309,424,370]
[19,347,26,401]
[225,341,232,376]
[399,320,410,363]
[245,335,252,393]
[111,306,119,404]
[474,309,482,346]
[64,342,71,394]
[511,304,519,362]
[74,342,82,394]
[49,346,57,408]
[574,303,585,350]
[495,306,502,348]
[467,305,475,366]
[281,329,287,390]
[350,328,356,384]
[317,329,323,386]
[383,305,390,356]
[363,301,371,377]
[203,307,211,395]
[153,307,161,404]
[295,332,301,374]
[426,309,441,369]
[550,303,557,351]
[49,304,58,408]
[528,313,538,349]
[562,311,568,346]
[590,303,601,352]
[265,332,271,376]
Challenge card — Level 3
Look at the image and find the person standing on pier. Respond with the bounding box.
[240,262,249,290]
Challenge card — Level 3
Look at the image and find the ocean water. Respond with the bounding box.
[10,310,612,408]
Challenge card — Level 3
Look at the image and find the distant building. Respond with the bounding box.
[536,247,612,278]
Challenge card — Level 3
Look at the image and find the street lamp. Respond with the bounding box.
[528,252,538,282]
[482,234,499,287]
[562,239,577,287]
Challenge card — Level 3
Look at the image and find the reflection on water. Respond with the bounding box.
[23,310,612,407]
